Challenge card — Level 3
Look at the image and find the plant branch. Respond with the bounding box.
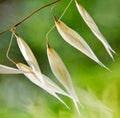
[0,0,60,35]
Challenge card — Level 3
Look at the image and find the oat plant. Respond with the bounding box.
[0,0,116,117]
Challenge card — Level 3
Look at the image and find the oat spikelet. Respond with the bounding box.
[14,33,44,83]
[47,44,81,113]
[75,0,115,59]
[54,16,109,70]
[0,64,23,74]
[16,62,70,109]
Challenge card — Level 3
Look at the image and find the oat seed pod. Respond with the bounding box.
[16,62,69,109]
[0,64,23,74]
[47,44,81,113]
[54,16,109,70]
[14,33,44,83]
[75,0,115,59]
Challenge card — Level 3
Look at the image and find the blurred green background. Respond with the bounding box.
[0,0,120,118]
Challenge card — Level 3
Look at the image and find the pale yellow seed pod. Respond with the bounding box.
[47,44,81,113]
[75,0,115,59]
[54,16,109,70]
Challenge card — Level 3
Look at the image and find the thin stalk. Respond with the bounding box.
[46,0,73,44]
[6,28,16,64]
[0,0,60,35]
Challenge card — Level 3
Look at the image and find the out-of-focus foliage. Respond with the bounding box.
[0,0,120,118]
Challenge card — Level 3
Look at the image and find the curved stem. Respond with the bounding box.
[14,0,60,27]
[46,0,73,45]
[0,28,12,35]
[6,28,16,64]
[0,0,60,35]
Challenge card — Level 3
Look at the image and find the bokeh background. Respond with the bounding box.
[0,0,120,118]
